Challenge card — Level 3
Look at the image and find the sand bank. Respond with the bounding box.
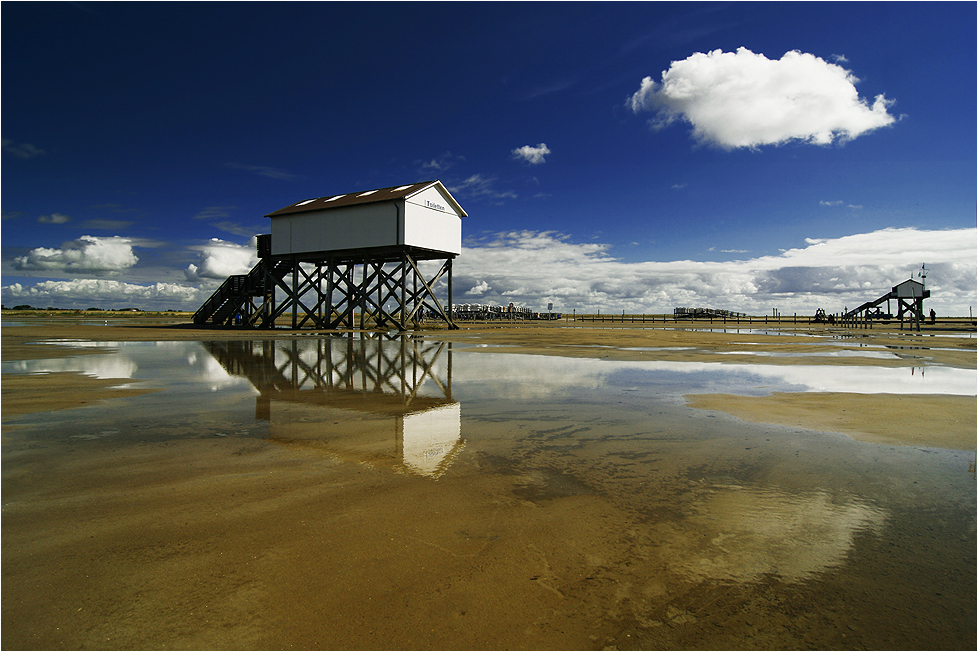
[686,391,976,451]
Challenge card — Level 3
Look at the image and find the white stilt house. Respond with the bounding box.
[192,180,466,330]
[841,276,931,331]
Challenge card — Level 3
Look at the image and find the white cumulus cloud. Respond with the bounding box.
[512,143,552,165]
[5,229,973,316]
[185,238,258,282]
[629,48,897,149]
[466,280,490,295]
[3,279,202,308]
[13,235,139,273]
[454,228,976,316]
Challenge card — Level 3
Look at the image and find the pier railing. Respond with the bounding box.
[566,313,816,325]
[560,313,973,329]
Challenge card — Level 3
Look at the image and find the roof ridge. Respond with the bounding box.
[264,179,467,218]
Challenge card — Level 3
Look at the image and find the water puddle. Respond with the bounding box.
[1,334,974,650]
[6,338,973,398]
[715,349,901,359]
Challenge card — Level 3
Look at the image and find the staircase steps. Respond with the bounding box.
[192,259,291,325]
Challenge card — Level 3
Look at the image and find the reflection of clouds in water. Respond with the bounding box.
[452,353,976,398]
[1,340,255,392]
[197,355,254,391]
[4,355,138,380]
[454,353,607,399]
[668,486,887,583]
[10,338,973,401]
[716,349,900,359]
[654,360,975,396]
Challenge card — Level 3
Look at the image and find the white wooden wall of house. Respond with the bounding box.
[403,185,463,255]
[894,279,925,299]
[269,184,462,257]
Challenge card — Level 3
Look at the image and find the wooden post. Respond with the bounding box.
[397,254,405,329]
[448,256,454,326]
[292,259,299,329]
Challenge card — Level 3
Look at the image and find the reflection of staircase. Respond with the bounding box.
[192,259,291,325]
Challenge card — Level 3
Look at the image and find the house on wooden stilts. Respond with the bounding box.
[841,278,930,331]
[192,180,465,330]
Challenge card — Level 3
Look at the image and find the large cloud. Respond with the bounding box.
[185,238,258,282]
[629,48,897,148]
[3,279,202,308]
[13,235,139,273]
[453,227,976,316]
[2,237,258,310]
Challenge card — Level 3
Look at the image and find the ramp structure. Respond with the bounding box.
[193,180,465,330]
[841,278,930,330]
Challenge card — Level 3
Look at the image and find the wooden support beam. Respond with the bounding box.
[227,247,457,331]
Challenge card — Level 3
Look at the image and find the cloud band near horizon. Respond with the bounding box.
[4,227,974,316]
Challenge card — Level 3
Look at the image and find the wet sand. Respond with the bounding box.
[686,391,976,451]
[2,316,976,650]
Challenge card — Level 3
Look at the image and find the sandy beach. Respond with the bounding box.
[2,314,975,650]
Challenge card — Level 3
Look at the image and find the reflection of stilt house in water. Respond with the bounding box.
[841,277,930,331]
[193,180,466,330]
[202,335,463,478]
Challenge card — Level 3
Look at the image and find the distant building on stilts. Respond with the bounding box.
[841,277,930,331]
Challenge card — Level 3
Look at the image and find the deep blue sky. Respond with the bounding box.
[2,2,975,313]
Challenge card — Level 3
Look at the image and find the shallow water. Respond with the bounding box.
[2,335,975,650]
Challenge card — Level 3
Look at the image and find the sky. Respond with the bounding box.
[2,1,976,316]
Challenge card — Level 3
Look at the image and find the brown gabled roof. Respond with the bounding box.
[265,180,465,218]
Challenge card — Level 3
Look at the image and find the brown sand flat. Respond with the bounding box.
[1,371,157,419]
[440,323,977,368]
[685,391,977,451]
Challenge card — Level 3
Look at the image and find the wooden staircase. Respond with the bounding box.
[192,259,291,326]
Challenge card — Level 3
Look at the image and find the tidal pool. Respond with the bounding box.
[2,335,975,650]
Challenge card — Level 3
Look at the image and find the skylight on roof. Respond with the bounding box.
[324,194,345,202]
[392,185,413,192]
[296,199,316,206]
[358,190,378,197]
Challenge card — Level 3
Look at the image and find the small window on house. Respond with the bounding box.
[296,199,316,206]
[324,194,346,202]
[358,190,378,197]
[392,185,413,192]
